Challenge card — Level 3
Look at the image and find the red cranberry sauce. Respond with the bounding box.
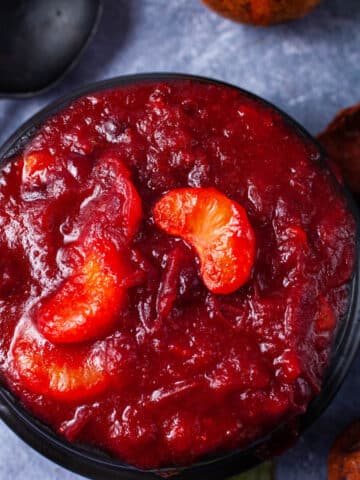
[0,81,356,468]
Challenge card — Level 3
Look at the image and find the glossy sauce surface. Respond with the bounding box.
[0,81,356,468]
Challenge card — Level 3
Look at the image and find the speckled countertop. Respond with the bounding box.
[0,1,360,479]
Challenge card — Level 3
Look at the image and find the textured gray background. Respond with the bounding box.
[0,1,360,479]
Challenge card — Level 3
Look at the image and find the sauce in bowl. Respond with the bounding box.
[0,80,356,468]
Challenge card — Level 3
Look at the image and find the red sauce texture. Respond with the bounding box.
[0,80,356,468]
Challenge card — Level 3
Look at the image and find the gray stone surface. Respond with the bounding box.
[0,1,360,479]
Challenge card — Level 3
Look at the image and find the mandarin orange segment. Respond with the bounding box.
[11,322,110,402]
[37,241,130,344]
[153,187,255,294]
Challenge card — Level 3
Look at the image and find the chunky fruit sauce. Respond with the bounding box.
[0,80,356,468]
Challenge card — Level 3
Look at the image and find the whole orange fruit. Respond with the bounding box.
[201,0,321,25]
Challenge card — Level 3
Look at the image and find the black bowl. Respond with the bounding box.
[0,73,359,480]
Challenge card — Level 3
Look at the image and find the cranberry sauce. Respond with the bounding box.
[0,80,356,468]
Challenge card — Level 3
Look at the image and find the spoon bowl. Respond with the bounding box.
[0,0,102,98]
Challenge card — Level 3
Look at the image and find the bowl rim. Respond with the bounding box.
[0,72,359,480]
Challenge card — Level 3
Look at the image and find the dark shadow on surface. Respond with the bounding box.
[280,0,360,40]
[316,0,360,18]
[0,100,32,146]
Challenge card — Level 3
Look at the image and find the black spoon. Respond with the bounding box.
[0,0,102,98]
